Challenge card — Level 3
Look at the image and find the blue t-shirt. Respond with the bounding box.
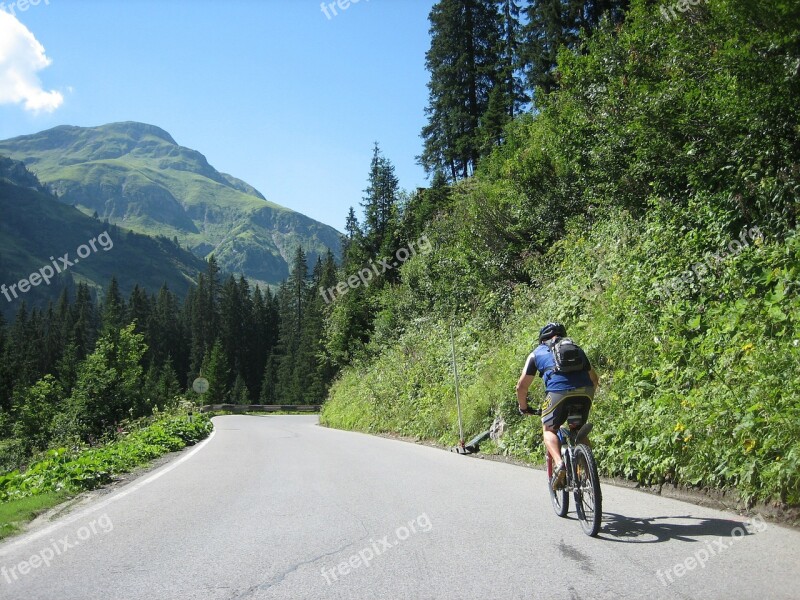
[524,343,594,392]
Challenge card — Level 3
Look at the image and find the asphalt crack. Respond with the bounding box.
[229,540,360,599]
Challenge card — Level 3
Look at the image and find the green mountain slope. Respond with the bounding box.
[0,159,207,318]
[0,122,340,286]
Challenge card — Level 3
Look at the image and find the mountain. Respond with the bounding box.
[0,158,207,318]
[0,122,341,286]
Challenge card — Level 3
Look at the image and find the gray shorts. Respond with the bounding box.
[541,387,595,429]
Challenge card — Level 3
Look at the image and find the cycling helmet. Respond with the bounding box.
[539,322,567,343]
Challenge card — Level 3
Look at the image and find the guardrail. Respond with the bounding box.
[198,404,322,413]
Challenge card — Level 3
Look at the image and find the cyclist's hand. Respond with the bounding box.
[518,406,539,417]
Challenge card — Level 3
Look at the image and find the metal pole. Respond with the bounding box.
[450,323,464,447]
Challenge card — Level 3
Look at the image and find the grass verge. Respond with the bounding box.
[0,412,212,538]
[0,492,69,541]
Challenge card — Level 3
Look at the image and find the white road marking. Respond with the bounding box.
[0,429,216,556]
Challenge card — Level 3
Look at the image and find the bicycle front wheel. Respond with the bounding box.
[573,444,602,536]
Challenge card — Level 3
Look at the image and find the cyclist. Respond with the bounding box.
[516,322,599,490]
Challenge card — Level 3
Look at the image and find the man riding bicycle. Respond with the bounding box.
[516,322,599,490]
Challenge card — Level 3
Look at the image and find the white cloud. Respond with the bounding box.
[0,10,63,113]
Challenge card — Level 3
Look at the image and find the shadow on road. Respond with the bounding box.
[597,513,751,543]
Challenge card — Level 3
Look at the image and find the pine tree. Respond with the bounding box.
[421,0,503,180]
[156,362,181,409]
[152,285,186,385]
[479,0,527,153]
[520,0,628,96]
[101,277,125,334]
[274,248,309,404]
[229,373,250,405]
[0,313,10,412]
[259,355,278,405]
[71,283,97,360]
[220,275,246,379]
[362,143,401,259]
[128,285,152,337]
[200,339,230,405]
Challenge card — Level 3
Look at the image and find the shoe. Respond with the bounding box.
[551,463,566,490]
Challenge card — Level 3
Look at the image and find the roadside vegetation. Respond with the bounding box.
[0,410,211,539]
[322,0,800,508]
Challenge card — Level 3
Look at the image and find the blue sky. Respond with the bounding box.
[0,0,437,231]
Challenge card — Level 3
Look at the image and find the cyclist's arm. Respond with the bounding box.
[516,353,538,410]
[516,373,534,410]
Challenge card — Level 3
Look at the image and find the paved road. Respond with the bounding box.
[1,415,798,600]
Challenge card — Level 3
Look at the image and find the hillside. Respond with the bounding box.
[320,0,800,510]
[0,159,207,318]
[0,122,341,286]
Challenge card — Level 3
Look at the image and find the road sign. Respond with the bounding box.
[193,377,210,394]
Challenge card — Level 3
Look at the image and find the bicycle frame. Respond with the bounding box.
[543,408,602,536]
[557,421,593,492]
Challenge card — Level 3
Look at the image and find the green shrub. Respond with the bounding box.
[0,413,212,503]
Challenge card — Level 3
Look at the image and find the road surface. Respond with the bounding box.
[1,415,798,599]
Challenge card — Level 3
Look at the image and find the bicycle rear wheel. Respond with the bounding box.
[573,444,602,536]
[546,454,568,517]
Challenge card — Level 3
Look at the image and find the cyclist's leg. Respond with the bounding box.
[573,388,595,446]
[542,391,568,466]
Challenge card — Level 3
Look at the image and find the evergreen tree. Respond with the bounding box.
[342,207,363,264]
[274,248,309,404]
[9,304,38,388]
[128,285,152,338]
[362,143,401,259]
[156,362,181,409]
[230,373,250,405]
[520,0,629,95]
[220,275,246,378]
[421,0,503,180]
[479,0,527,153]
[71,283,98,359]
[259,355,278,405]
[68,323,147,439]
[188,257,221,379]
[101,277,125,334]
[200,339,230,405]
[0,313,11,412]
[151,285,186,385]
[56,342,81,396]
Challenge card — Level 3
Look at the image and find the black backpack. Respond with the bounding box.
[545,337,587,374]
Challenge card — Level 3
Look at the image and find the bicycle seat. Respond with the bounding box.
[564,396,592,429]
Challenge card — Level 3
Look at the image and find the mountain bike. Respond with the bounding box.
[524,399,603,537]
